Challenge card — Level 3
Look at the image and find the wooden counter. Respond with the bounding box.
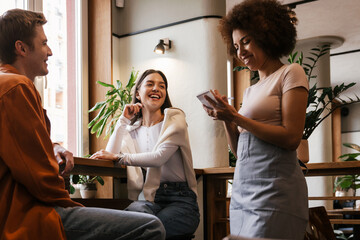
[70,157,131,209]
[71,159,360,239]
[304,161,360,176]
[196,161,360,240]
[72,157,125,177]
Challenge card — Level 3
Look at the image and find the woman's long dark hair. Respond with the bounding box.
[130,69,172,125]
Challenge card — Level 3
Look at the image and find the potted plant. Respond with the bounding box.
[70,174,105,199]
[88,69,139,139]
[234,44,360,163]
[289,45,359,162]
[78,70,137,198]
[334,143,360,199]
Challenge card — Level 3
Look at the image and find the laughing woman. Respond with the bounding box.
[91,69,200,239]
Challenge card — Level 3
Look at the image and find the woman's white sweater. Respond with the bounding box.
[106,107,197,202]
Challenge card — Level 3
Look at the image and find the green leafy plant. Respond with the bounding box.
[70,175,104,194]
[334,229,353,240]
[288,45,360,139]
[234,44,360,140]
[334,143,360,193]
[339,143,360,161]
[88,69,139,139]
[72,175,105,185]
[229,148,237,167]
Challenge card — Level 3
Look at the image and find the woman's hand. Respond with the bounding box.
[122,103,143,120]
[203,90,238,122]
[90,149,118,161]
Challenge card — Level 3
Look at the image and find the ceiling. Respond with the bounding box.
[226,0,360,97]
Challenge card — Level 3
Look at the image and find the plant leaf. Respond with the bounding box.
[96,176,105,185]
[116,80,122,89]
[97,81,114,88]
[233,66,249,72]
[88,101,106,113]
[343,143,360,151]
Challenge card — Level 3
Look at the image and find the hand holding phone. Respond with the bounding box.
[197,90,218,109]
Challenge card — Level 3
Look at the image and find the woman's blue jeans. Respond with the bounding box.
[125,182,200,238]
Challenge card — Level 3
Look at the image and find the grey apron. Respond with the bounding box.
[230,132,308,239]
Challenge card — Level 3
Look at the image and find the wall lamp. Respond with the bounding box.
[154,38,172,54]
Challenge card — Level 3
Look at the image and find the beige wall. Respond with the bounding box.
[112,0,225,36]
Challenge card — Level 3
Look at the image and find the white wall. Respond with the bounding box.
[113,18,229,169]
[341,102,360,157]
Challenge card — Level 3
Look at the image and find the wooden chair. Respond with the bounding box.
[304,206,336,240]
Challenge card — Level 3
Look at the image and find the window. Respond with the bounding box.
[43,0,68,148]
[42,0,89,156]
[0,0,26,14]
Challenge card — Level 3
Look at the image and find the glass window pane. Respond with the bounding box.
[0,0,26,14]
[42,0,68,148]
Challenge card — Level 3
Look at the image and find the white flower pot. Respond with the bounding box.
[80,183,97,199]
[69,184,81,198]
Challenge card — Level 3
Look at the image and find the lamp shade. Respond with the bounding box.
[154,39,165,54]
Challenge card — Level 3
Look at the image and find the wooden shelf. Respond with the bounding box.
[195,167,235,175]
[327,209,360,215]
[196,161,360,177]
[304,161,360,176]
[330,219,360,224]
[309,196,360,200]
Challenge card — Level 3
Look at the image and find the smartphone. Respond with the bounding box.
[197,90,218,109]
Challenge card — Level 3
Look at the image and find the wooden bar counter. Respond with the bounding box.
[71,159,360,239]
[304,161,360,176]
[195,161,360,240]
[70,157,131,209]
[72,156,125,177]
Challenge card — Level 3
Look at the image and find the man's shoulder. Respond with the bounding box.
[0,72,33,99]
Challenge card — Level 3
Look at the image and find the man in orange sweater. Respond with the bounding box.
[0,9,165,240]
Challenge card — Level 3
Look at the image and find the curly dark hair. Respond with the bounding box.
[219,0,298,60]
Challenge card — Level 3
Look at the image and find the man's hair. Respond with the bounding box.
[0,9,47,64]
[218,0,298,60]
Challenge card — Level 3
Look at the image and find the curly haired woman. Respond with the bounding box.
[202,0,309,239]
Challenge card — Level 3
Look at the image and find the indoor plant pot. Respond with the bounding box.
[69,183,81,198]
[70,174,104,199]
[80,182,97,199]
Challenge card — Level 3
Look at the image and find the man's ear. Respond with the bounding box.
[14,40,28,56]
